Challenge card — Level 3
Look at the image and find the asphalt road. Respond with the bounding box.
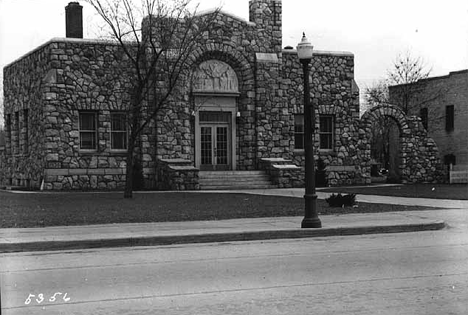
[1,209,467,314]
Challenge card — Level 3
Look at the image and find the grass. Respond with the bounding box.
[320,184,468,200]
[0,191,439,228]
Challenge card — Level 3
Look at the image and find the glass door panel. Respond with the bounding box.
[201,127,213,166]
[216,126,228,166]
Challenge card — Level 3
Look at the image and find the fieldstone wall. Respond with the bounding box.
[40,39,144,190]
[156,159,199,190]
[281,50,366,186]
[2,38,155,190]
[3,42,51,188]
[260,158,303,188]
[0,147,6,187]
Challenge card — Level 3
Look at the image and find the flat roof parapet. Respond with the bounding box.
[4,37,135,69]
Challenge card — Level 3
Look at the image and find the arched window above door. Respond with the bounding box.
[192,60,239,96]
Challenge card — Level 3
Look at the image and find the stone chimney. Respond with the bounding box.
[65,2,83,38]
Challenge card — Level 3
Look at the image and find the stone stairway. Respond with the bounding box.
[199,171,277,190]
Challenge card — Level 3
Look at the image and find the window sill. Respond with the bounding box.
[319,149,335,155]
[79,150,98,155]
[110,150,128,156]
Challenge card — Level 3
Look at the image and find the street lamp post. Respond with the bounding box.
[297,33,322,228]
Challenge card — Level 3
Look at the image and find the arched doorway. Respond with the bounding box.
[192,60,240,171]
[361,104,445,184]
[368,114,401,182]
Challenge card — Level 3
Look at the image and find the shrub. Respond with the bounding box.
[325,193,357,207]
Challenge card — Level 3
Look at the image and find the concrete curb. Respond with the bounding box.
[0,221,446,253]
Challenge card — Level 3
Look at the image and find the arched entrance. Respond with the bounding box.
[367,113,401,182]
[192,60,240,171]
[361,104,444,184]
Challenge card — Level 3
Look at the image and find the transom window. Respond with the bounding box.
[319,115,334,150]
[79,112,97,150]
[111,112,128,150]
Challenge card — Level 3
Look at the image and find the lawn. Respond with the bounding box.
[0,191,439,228]
[320,184,468,200]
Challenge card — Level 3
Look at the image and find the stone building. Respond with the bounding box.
[1,0,445,190]
[389,70,468,183]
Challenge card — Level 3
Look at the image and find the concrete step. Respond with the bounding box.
[201,184,278,190]
[199,174,270,181]
[199,176,271,185]
[199,171,276,190]
[200,171,265,177]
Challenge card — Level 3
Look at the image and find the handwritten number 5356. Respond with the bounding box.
[25,292,70,305]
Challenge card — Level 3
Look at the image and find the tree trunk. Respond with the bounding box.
[124,139,135,199]
[124,86,143,199]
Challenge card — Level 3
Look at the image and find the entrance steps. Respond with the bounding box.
[199,171,277,190]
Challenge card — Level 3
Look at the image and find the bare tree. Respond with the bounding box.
[387,52,432,113]
[364,79,389,106]
[85,0,220,198]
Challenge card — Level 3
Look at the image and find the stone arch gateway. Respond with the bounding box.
[360,104,445,183]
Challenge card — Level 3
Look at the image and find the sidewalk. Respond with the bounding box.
[0,211,445,253]
[198,188,468,209]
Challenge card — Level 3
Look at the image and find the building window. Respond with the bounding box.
[6,114,11,153]
[294,114,304,150]
[319,115,334,150]
[79,112,97,150]
[14,112,20,154]
[420,108,428,130]
[23,109,29,154]
[111,112,127,150]
[446,105,454,132]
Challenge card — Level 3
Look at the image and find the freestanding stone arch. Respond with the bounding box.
[360,104,445,183]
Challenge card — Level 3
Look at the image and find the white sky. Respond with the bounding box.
[1,0,468,89]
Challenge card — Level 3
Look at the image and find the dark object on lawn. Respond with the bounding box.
[315,158,328,187]
[325,193,357,207]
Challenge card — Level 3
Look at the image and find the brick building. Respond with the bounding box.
[1,1,445,190]
[389,70,468,182]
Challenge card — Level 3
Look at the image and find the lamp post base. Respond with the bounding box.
[301,217,322,228]
[302,193,322,228]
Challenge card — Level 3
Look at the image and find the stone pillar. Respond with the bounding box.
[249,0,282,52]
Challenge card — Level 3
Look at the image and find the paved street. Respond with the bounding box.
[1,209,467,314]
